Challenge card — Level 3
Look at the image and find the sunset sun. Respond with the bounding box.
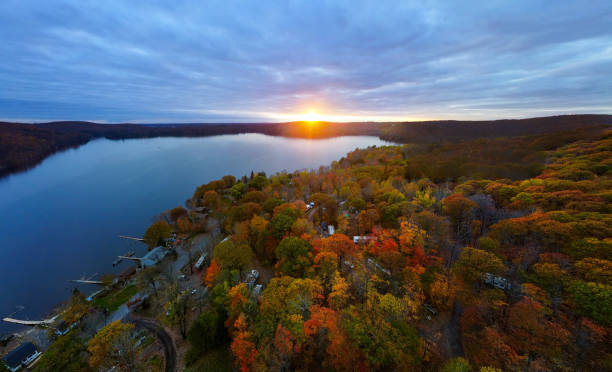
[301,110,324,122]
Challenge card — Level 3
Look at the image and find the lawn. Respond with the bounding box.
[184,348,233,372]
[93,285,139,312]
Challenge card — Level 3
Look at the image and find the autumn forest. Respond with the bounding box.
[164,125,612,371]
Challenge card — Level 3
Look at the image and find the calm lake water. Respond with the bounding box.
[0,133,391,333]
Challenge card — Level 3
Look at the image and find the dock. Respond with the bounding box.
[119,235,145,242]
[70,279,104,285]
[2,315,57,326]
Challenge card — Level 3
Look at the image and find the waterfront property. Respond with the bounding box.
[2,342,41,371]
[118,246,170,268]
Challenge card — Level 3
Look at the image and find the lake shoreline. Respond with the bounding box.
[0,134,392,334]
[2,114,609,180]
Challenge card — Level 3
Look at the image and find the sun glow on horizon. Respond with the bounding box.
[253,108,427,123]
[300,110,324,122]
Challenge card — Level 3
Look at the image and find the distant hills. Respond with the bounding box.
[1,114,611,179]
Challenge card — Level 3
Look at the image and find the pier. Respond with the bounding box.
[2,315,57,326]
[119,235,145,242]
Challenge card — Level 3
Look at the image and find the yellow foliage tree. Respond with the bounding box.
[88,320,135,371]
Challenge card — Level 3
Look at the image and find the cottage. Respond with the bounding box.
[2,342,41,372]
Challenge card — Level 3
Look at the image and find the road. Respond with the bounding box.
[127,316,177,372]
[446,300,464,358]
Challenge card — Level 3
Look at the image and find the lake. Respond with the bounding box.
[0,133,391,333]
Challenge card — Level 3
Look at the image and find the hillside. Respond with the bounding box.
[1,114,611,179]
[183,127,612,371]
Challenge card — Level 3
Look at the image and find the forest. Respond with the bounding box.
[182,125,610,371]
[1,114,611,179]
[22,124,611,372]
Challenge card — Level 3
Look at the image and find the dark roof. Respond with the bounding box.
[118,265,137,278]
[2,342,38,368]
[56,320,69,332]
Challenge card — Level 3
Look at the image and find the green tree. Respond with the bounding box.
[263,197,284,214]
[271,210,297,239]
[230,182,248,200]
[188,309,228,354]
[441,357,472,372]
[275,237,314,277]
[478,236,500,255]
[568,281,612,326]
[33,331,91,372]
[249,175,268,190]
[213,239,253,272]
[454,247,505,286]
[143,220,172,247]
[342,307,420,370]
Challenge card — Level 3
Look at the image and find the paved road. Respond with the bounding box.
[446,300,464,358]
[127,316,177,372]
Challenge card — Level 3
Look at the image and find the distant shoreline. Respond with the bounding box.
[1,114,611,180]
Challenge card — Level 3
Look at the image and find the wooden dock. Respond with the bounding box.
[2,314,57,326]
[119,235,144,242]
[70,279,104,285]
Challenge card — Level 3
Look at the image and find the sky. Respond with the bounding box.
[0,0,611,123]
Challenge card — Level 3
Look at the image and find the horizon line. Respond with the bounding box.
[3,113,612,126]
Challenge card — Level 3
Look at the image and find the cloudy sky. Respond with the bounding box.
[1,0,611,123]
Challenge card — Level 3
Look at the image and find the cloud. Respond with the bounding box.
[0,0,611,122]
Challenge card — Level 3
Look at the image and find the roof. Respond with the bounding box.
[141,246,169,267]
[2,342,38,368]
[118,265,137,278]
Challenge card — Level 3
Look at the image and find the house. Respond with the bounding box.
[55,320,78,336]
[245,269,259,288]
[139,246,169,268]
[117,246,169,269]
[353,236,373,244]
[483,273,512,290]
[2,342,41,372]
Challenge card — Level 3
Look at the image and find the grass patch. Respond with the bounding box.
[184,348,233,372]
[148,354,164,372]
[93,285,139,312]
[139,335,156,350]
